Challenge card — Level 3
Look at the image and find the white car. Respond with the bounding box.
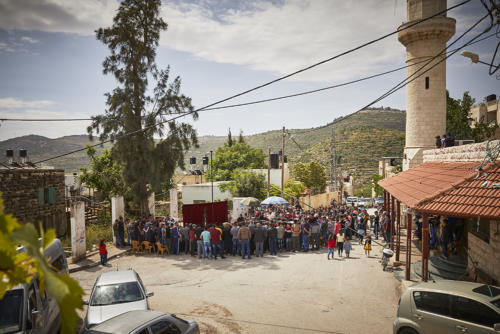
[346,196,359,207]
[83,270,153,330]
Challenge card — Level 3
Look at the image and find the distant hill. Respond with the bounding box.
[0,108,405,185]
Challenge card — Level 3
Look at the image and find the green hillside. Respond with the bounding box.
[0,108,406,185]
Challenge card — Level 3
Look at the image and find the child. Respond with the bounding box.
[327,233,336,260]
[99,239,107,265]
[364,235,372,257]
[337,231,345,257]
[344,238,352,258]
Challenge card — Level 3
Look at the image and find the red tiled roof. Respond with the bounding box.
[378,162,479,208]
[416,162,500,219]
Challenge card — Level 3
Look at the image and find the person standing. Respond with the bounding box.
[327,233,336,260]
[113,219,120,247]
[222,224,232,255]
[195,224,204,259]
[171,223,180,255]
[201,226,212,259]
[254,223,266,257]
[364,235,372,257]
[268,224,278,256]
[292,221,301,252]
[373,211,380,240]
[118,216,125,247]
[276,223,285,252]
[99,240,107,265]
[209,225,224,259]
[237,223,252,259]
[337,231,345,257]
[311,217,321,250]
[344,238,352,258]
[284,223,292,251]
[182,225,190,254]
[230,223,240,256]
[189,225,197,257]
[301,218,311,252]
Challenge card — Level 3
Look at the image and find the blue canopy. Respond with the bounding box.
[261,196,289,205]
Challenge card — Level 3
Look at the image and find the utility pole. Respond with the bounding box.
[281,126,285,197]
[267,147,271,197]
[210,150,214,225]
[329,126,337,192]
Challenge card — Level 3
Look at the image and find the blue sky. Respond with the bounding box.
[0,0,498,141]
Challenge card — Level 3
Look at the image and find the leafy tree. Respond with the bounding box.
[227,128,233,147]
[207,142,266,181]
[354,184,372,198]
[80,146,126,202]
[292,161,327,194]
[269,179,306,201]
[238,130,245,143]
[446,91,498,141]
[220,170,266,199]
[0,194,84,334]
[89,0,197,214]
[371,174,383,197]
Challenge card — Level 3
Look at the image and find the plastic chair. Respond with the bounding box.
[142,241,153,254]
[156,242,166,256]
[131,240,141,254]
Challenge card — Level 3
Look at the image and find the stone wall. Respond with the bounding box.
[0,169,67,236]
[299,192,340,209]
[467,220,500,284]
[423,139,499,162]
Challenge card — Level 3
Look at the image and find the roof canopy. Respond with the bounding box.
[378,161,500,219]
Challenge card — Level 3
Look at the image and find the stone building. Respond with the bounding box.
[398,0,456,170]
[0,169,67,236]
[470,94,500,138]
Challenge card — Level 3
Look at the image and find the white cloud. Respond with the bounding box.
[20,36,39,44]
[0,42,15,52]
[0,97,56,110]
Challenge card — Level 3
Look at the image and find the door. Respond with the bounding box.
[450,296,500,333]
[412,291,456,334]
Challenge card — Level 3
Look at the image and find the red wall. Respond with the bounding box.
[182,201,228,226]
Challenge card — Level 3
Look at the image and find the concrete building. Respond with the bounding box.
[181,181,232,205]
[0,169,67,236]
[248,168,289,186]
[470,94,500,138]
[398,0,456,170]
[378,157,402,179]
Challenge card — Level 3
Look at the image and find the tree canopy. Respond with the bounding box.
[79,146,125,201]
[446,91,498,142]
[269,179,306,201]
[292,161,327,194]
[88,0,197,213]
[219,170,267,199]
[207,142,266,181]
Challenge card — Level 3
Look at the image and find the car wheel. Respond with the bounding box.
[399,327,418,334]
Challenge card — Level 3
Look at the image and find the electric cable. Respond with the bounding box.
[2,0,474,166]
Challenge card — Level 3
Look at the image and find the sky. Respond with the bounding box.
[0,0,498,141]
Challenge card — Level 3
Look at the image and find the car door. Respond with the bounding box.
[412,291,455,334]
[450,296,500,333]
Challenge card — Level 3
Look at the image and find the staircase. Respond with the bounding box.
[413,254,467,280]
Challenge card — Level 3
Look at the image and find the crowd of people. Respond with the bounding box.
[111,201,395,261]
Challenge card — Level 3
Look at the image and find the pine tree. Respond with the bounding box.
[238,130,245,143]
[227,128,233,147]
[89,0,198,213]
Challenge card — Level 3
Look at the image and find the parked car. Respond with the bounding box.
[376,196,384,206]
[83,270,154,330]
[83,310,199,334]
[359,198,372,207]
[394,280,500,334]
[0,238,68,334]
[346,196,359,207]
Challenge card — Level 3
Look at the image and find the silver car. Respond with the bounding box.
[394,280,500,334]
[83,270,153,330]
[83,310,199,334]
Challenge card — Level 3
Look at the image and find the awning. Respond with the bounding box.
[378,161,500,219]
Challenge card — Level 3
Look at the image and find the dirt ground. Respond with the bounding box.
[72,234,399,334]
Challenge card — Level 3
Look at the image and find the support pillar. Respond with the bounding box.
[391,195,395,251]
[70,201,86,262]
[396,200,401,261]
[169,188,178,218]
[111,196,125,244]
[421,213,429,281]
[148,192,155,218]
[383,190,388,212]
[405,213,412,281]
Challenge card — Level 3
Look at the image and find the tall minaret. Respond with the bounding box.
[398,0,456,170]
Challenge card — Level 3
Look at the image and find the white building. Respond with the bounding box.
[248,167,289,186]
[181,181,232,205]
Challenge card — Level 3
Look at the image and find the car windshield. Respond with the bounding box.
[347,197,357,202]
[0,289,23,334]
[90,282,144,306]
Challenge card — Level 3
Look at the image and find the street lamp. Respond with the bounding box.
[461,50,487,65]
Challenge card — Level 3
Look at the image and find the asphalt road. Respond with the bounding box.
[73,230,399,334]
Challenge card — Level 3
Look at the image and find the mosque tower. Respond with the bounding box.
[398,0,456,170]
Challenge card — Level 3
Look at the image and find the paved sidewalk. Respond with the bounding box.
[69,244,130,273]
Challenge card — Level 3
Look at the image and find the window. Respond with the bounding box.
[38,188,45,205]
[452,296,500,328]
[150,320,181,334]
[469,218,490,243]
[90,282,144,306]
[48,187,56,204]
[136,330,149,334]
[413,291,451,316]
[425,76,429,89]
[37,187,56,205]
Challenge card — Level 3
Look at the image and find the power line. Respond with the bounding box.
[5,1,472,166]
[2,30,495,124]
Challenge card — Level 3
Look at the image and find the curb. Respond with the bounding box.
[69,249,130,273]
